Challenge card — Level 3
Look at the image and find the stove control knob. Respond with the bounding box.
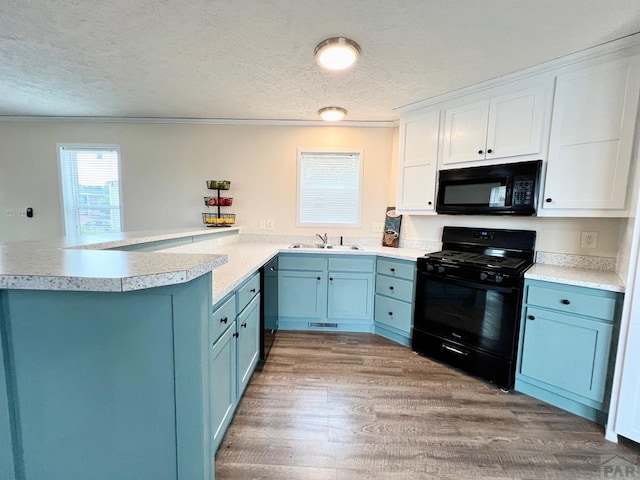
[426,264,434,272]
[479,272,488,281]
[437,266,445,274]
[495,275,504,283]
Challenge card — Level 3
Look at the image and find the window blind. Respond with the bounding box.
[59,145,122,235]
[298,151,361,226]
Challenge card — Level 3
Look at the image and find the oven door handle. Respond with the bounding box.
[441,343,469,356]
[417,271,516,294]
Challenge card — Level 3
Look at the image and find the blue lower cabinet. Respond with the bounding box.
[210,323,237,452]
[278,269,325,320]
[373,258,415,346]
[327,272,374,322]
[516,279,622,424]
[278,254,375,332]
[237,294,261,397]
[210,273,261,455]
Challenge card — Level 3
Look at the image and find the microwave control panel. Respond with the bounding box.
[512,178,535,206]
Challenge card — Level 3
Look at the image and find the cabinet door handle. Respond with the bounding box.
[390,268,395,272]
[241,322,247,328]
[317,276,321,280]
[527,315,535,320]
[389,286,394,290]
[329,277,333,281]
[427,201,432,206]
[561,299,571,305]
[545,198,552,203]
[220,317,228,324]
[487,148,493,154]
[388,311,393,316]
[233,332,239,338]
[478,149,484,155]
[250,288,256,293]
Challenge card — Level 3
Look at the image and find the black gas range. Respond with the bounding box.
[412,227,536,390]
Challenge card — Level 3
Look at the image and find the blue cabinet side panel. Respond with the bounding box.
[0,292,17,480]
[170,273,212,480]
[6,289,178,480]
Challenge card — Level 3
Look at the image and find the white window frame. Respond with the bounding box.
[296,148,364,228]
[57,143,124,236]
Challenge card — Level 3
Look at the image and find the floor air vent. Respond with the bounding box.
[309,322,338,328]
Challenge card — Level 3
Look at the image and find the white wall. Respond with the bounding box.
[0,121,394,242]
[0,120,624,259]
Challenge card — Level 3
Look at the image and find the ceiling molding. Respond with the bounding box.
[396,31,640,114]
[0,116,397,128]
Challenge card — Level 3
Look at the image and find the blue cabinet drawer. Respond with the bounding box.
[210,294,236,344]
[374,294,412,334]
[526,283,617,322]
[236,272,260,314]
[375,275,413,303]
[376,258,415,280]
[279,255,326,271]
[328,256,375,272]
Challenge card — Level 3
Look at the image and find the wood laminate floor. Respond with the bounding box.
[215,332,639,479]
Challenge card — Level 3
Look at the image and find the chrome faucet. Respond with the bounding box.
[316,233,328,245]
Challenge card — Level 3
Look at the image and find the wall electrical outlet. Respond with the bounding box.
[372,222,384,233]
[17,209,27,218]
[259,219,267,230]
[5,208,16,217]
[581,231,598,249]
[266,219,275,231]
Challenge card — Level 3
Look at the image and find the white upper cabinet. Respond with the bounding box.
[442,85,547,166]
[540,55,640,216]
[396,109,441,214]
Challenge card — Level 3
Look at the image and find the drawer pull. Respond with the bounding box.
[233,332,239,338]
[389,286,394,290]
[390,268,395,272]
[388,311,393,316]
[241,322,247,328]
[527,315,535,320]
[220,317,228,324]
[561,299,571,305]
[250,288,256,293]
[317,276,321,280]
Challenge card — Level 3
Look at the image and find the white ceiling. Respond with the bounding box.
[1,0,639,122]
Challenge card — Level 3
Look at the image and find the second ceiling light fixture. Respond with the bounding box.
[315,37,360,121]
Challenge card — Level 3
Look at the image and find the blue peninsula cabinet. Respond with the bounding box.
[0,273,214,480]
[515,279,623,424]
[278,254,375,331]
[209,271,260,453]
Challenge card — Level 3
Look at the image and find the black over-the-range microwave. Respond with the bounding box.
[436,160,542,216]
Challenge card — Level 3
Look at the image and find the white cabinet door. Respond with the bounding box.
[486,86,546,160]
[396,109,441,213]
[442,100,489,165]
[541,56,640,214]
[616,321,640,443]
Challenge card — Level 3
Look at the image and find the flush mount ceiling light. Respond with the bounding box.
[318,106,347,121]
[314,37,361,71]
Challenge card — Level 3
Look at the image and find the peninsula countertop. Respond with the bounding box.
[0,228,232,292]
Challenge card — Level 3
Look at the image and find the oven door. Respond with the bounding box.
[413,270,520,359]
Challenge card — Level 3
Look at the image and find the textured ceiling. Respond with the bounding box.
[1,0,640,122]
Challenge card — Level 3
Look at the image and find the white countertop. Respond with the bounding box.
[525,264,625,293]
[0,228,427,297]
[0,228,231,292]
[158,240,428,305]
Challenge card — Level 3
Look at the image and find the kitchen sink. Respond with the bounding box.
[288,243,362,251]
